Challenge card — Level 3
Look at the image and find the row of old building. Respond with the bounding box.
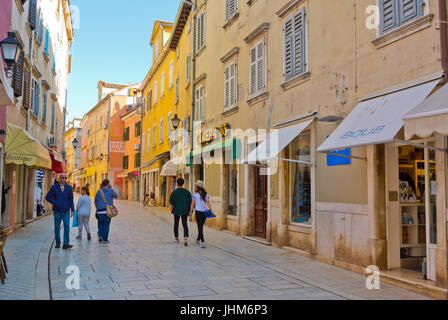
[0,0,74,230]
[66,0,448,297]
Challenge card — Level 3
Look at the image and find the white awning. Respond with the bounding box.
[317,80,440,152]
[245,119,313,163]
[403,83,448,139]
[161,159,179,176]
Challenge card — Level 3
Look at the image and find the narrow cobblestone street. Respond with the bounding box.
[0,199,432,300]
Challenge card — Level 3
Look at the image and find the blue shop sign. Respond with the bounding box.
[327,148,351,166]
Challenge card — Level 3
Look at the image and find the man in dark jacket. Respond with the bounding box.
[45,173,74,249]
[169,178,192,246]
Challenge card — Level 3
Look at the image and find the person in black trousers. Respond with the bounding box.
[190,180,211,248]
[169,178,192,246]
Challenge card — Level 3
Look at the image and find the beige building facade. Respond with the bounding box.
[189,0,448,297]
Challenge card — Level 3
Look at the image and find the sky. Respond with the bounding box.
[66,0,180,121]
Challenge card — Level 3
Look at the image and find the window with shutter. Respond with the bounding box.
[379,0,423,34]
[249,39,266,97]
[44,28,49,55]
[226,0,238,22]
[168,111,173,141]
[176,77,179,101]
[224,62,237,109]
[142,133,145,154]
[153,124,157,147]
[161,72,165,97]
[23,61,31,109]
[197,12,206,51]
[147,129,151,150]
[13,51,24,97]
[50,103,55,131]
[42,91,47,123]
[195,86,204,121]
[284,8,306,81]
[186,55,191,83]
[154,82,158,104]
[160,119,164,143]
[169,61,173,88]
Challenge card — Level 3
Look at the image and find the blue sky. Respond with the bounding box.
[66,0,180,121]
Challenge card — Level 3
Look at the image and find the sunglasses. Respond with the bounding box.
[60,177,67,180]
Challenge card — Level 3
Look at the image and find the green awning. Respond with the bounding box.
[187,138,241,166]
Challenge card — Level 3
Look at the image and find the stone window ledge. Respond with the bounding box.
[196,45,207,57]
[372,14,434,49]
[222,105,239,117]
[247,91,269,106]
[281,71,311,91]
[288,223,312,234]
[223,12,240,30]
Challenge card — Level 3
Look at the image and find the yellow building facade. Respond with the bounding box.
[64,118,82,189]
[140,21,177,206]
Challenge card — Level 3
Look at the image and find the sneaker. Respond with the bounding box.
[98,237,103,242]
[201,242,206,248]
[87,233,91,241]
[55,243,61,249]
[175,238,179,243]
[62,244,73,250]
[184,238,188,246]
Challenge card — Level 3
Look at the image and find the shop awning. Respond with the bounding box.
[142,151,170,171]
[244,119,313,163]
[49,149,67,173]
[117,172,128,178]
[161,159,179,176]
[187,138,242,166]
[0,62,14,105]
[317,80,440,152]
[403,83,448,140]
[4,123,52,169]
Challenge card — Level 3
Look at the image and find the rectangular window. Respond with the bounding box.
[290,131,312,225]
[195,85,204,121]
[124,127,130,141]
[225,0,238,22]
[168,111,173,141]
[169,60,174,88]
[123,156,129,169]
[159,118,164,144]
[142,133,145,154]
[224,61,237,109]
[12,51,24,97]
[147,90,152,110]
[42,91,47,122]
[379,0,424,34]
[50,103,55,131]
[160,72,165,97]
[176,76,179,101]
[135,121,141,137]
[44,28,49,55]
[284,8,306,81]
[249,39,266,97]
[186,54,191,84]
[153,124,157,147]
[134,153,141,168]
[197,11,206,51]
[32,80,40,117]
[154,82,158,104]
[147,129,151,150]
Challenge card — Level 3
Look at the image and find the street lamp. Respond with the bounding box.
[72,137,79,149]
[171,114,181,130]
[0,32,22,78]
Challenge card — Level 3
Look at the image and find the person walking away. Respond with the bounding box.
[76,187,92,240]
[2,181,11,217]
[94,179,118,244]
[45,174,74,249]
[169,178,192,246]
[190,180,211,248]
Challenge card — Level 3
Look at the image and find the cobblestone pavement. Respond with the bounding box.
[0,198,432,300]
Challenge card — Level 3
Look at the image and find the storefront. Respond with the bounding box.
[141,151,170,206]
[85,167,96,196]
[318,75,446,287]
[402,82,448,286]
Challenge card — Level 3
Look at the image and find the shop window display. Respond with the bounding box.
[290,132,311,224]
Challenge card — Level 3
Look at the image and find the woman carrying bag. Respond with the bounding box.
[190,180,212,248]
[75,187,92,241]
[94,179,118,244]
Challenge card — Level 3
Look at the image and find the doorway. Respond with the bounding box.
[386,141,437,280]
[254,166,268,238]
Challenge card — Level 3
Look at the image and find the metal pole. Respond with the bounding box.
[190,0,197,193]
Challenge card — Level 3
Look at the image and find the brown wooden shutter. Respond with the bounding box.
[22,61,31,109]
[28,0,37,30]
[13,51,24,97]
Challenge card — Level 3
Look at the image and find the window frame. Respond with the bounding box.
[249,38,266,98]
[195,85,204,122]
[224,60,237,110]
[283,7,307,82]
[378,0,425,35]
[225,0,239,23]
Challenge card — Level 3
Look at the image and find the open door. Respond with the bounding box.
[254,166,267,238]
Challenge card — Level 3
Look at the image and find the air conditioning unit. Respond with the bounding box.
[134,143,140,151]
[48,137,56,147]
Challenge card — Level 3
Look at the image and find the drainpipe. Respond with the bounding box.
[440,0,448,81]
[190,0,197,192]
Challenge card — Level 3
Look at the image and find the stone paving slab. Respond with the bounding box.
[0,198,435,300]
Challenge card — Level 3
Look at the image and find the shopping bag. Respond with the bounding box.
[72,210,79,227]
[205,209,216,218]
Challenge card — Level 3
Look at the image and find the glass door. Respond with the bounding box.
[425,143,437,281]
